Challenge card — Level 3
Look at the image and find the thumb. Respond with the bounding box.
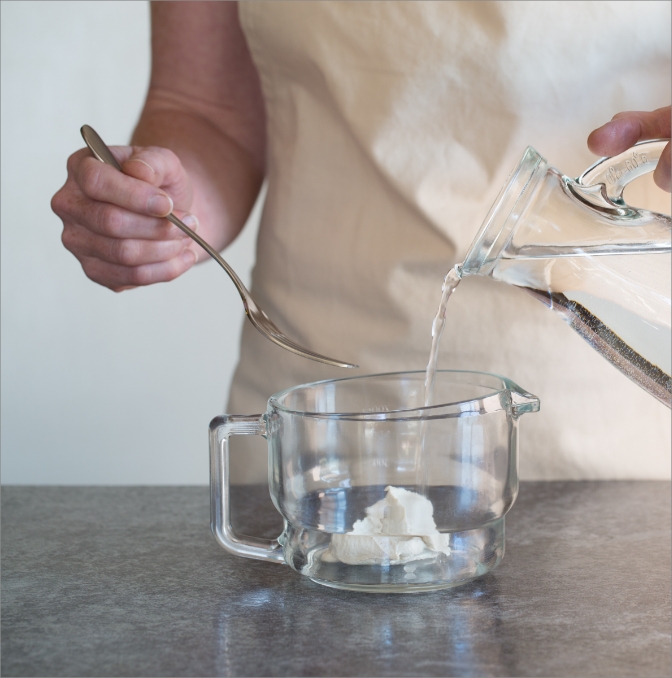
[121,148,163,186]
[120,146,193,210]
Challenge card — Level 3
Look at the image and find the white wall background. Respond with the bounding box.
[1,1,261,484]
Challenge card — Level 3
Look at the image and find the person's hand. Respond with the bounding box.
[52,145,200,292]
[587,106,671,192]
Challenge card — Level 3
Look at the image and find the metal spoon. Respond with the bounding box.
[81,125,357,369]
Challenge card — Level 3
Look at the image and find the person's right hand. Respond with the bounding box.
[52,145,200,292]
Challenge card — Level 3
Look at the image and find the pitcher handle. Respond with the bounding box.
[209,414,285,563]
[577,139,669,203]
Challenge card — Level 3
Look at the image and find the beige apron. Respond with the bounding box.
[230,1,671,482]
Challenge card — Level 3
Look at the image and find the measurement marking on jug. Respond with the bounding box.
[606,151,648,184]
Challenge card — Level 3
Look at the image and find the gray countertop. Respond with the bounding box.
[2,482,670,677]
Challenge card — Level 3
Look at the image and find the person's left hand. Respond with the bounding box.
[587,105,671,192]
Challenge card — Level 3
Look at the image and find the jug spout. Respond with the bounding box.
[509,389,541,418]
[460,142,671,407]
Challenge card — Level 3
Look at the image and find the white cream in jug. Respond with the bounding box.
[324,486,451,565]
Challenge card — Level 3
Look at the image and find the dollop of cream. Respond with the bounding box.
[323,486,451,565]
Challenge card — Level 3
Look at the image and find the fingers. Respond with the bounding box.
[75,155,174,217]
[77,249,198,292]
[53,184,196,240]
[58,202,200,290]
[588,106,671,156]
[61,220,195,266]
[71,144,194,219]
[67,144,191,207]
[60,210,200,291]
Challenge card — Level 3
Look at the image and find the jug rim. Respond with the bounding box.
[268,369,539,420]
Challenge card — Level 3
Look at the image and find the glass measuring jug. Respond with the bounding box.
[210,370,539,592]
[459,140,671,407]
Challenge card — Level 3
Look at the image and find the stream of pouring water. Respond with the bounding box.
[415,265,462,494]
[424,267,462,407]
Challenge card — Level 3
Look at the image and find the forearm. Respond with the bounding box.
[132,93,264,253]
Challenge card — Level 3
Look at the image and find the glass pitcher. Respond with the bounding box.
[458,140,671,407]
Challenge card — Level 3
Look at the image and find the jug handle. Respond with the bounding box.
[209,414,285,564]
[576,138,669,203]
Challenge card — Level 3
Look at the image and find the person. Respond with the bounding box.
[52,1,671,483]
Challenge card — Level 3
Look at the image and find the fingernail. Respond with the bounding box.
[127,158,155,175]
[148,194,173,217]
[182,248,198,266]
[182,214,199,231]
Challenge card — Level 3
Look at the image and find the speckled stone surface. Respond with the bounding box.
[2,482,670,677]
